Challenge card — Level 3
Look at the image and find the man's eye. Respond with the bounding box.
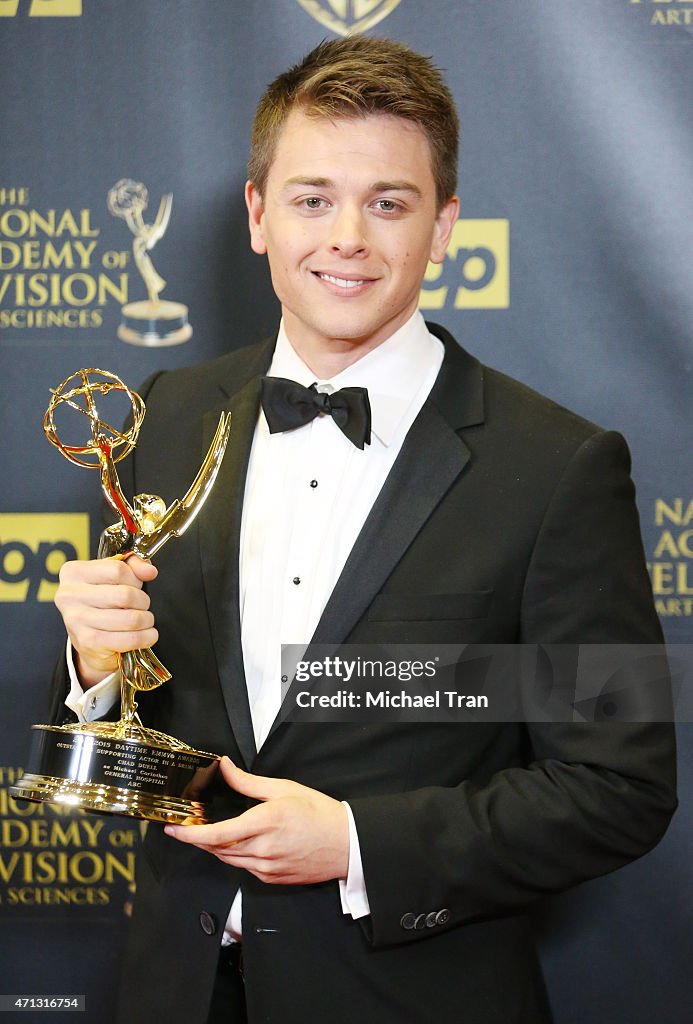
[304,197,324,209]
[374,199,400,213]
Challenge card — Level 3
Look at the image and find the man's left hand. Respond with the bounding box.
[164,756,350,885]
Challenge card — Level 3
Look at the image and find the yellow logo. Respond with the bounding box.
[294,0,401,36]
[0,514,89,602]
[0,0,81,14]
[420,219,509,310]
[627,0,693,29]
[648,498,693,617]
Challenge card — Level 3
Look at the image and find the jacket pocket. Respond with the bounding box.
[367,590,493,622]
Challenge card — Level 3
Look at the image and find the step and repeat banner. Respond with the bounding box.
[1,2,691,1021]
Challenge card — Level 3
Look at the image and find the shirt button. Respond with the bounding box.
[89,696,97,710]
[310,480,318,488]
[293,577,301,585]
[281,675,288,683]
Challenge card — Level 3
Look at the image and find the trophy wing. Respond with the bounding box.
[135,411,231,559]
[147,193,173,249]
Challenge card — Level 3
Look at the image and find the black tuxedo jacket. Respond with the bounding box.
[53,325,676,1024]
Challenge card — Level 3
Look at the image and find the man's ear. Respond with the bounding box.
[245,181,267,254]
[430,195,460,264]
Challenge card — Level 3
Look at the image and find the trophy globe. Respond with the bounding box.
[44,368,145,470]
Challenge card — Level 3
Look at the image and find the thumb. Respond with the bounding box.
[122,554,158,582]
[220,756,291,801]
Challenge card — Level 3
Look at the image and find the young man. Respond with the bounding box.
[53,37,676,1024]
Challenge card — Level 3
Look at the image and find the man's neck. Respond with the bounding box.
[282,313,420,380]
[288,343,379,380]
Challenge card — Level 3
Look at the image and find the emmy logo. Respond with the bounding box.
[11,369,231,823]
[108,179,192,347]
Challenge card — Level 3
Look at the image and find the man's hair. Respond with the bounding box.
[248,36,459,210]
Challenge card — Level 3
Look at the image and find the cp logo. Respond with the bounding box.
[0,514,89,601]
[420,219,509,310]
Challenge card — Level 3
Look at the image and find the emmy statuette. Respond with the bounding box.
[11,369,231,824]
[108,179,192,347]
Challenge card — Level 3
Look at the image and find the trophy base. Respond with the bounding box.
[10,724,220,825]
[118,300,192,347]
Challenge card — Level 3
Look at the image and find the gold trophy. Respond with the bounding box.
[11,369,231,824]
[108,179,192,347]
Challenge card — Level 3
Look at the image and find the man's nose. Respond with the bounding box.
[327,204,368,257]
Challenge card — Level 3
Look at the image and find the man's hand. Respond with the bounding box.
[164,757,350,885]
[55,555,159,687]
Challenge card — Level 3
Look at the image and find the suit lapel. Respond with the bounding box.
[265,324,485,740]
[198,340,274,767]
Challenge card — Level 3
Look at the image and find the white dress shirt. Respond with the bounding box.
[65,309,444,943]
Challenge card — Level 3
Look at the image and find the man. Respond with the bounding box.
[53,36,676,1024]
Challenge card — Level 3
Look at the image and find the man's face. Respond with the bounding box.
[245,108,458,361]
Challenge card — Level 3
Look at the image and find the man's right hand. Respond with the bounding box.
[55,555,159,688]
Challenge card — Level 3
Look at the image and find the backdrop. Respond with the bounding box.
[1,2,691,1021]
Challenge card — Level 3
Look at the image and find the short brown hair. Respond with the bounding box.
[248,36,459,210]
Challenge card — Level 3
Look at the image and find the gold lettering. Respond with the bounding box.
[0,207,98,238]
[649,562,675,594]
[68,852,103,884]
[72,240,97,267]
[79,820,103,847]
[1,820,29,847]
[43,242,77,269]
[653,530,680,558]
[97,272,128,304]
[0,853,20,883]
[677,562,693,594]
[0,209,29,237]
[654,498,693,526]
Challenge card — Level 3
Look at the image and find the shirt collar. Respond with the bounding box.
[267,311,444,446]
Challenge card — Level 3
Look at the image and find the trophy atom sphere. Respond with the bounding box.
[43,367,145,470]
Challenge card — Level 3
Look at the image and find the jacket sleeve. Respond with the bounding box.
[348,430,677,947]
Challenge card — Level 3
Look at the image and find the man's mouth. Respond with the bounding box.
[315,272,371,289]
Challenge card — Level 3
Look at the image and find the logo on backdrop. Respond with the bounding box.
[627,0,693,33]
[0,185,131,334]
[647,498,693,618]
[0,513,89,602]
[0,765,140,915]
[294,0,401,36]
[0,0,81,15]
[420,218,509,311]
[108,179,192,347]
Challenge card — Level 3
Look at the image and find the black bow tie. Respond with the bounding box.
[260,376,371,449]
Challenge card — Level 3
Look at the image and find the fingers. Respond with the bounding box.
[55,556,160,686]
[120,555,159,583]
[164,761,350,885]
[58,555,157,589]
[219,756,293,801]
[164,803,265,849]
